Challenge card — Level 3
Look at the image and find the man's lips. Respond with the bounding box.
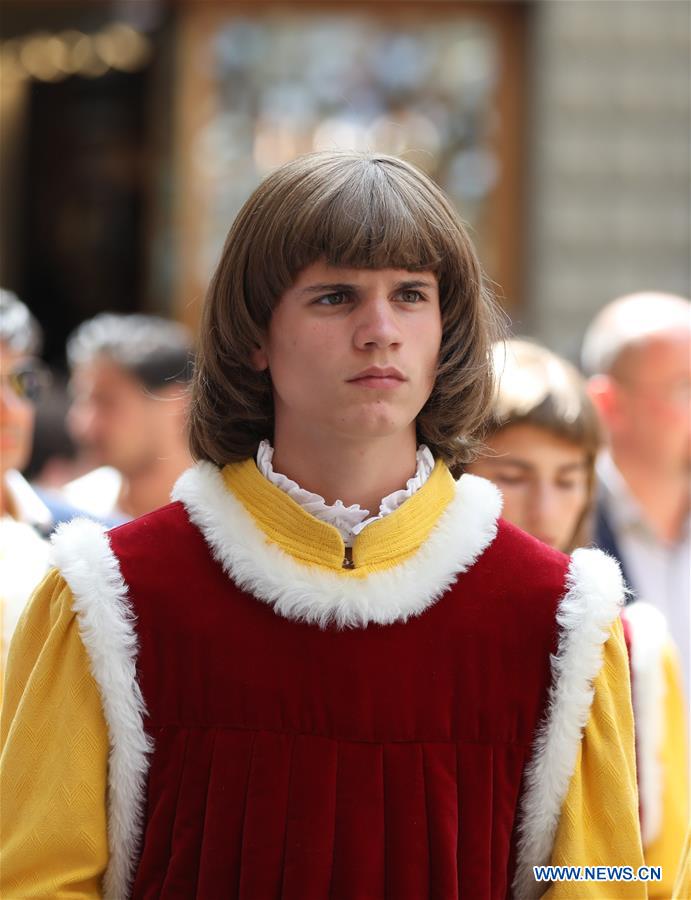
[347,367,407,387]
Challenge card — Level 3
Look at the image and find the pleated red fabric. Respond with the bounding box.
[108,501,568,899]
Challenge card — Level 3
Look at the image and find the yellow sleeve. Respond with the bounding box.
[0,568,109,898]
[645,641,690,899]
[672,826,691,900]
[546,617,647,898]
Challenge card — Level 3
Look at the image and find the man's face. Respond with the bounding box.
[0,343,35,475]
[68,356,166,475]
[253,262,442,448]
[610,332,691,471]
[468,424,590,552]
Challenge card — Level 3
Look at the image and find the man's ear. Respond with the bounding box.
[587,374,618,428]
[250,343,269,372]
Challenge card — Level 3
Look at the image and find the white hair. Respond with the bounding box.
[581,292,690,376]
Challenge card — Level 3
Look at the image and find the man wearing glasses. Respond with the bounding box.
[0,288,74,677]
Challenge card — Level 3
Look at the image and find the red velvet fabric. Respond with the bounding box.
[619,611,642,835]
[108,501,569,899]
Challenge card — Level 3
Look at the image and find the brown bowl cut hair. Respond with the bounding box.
[486,339,603,551]
[189,151,503,476]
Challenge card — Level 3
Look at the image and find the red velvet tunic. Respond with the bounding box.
[107,500,569,899]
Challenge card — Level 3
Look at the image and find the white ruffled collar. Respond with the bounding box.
[256,440,435,547]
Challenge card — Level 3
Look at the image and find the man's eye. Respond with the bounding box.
[316,292,348,306]
[495,474,525,486]
[399,290,424,303]
[556,480,579,491]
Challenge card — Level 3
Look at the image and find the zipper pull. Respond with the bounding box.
[342,547,355,569]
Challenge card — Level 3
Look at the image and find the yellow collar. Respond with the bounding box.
[221,457,456,575]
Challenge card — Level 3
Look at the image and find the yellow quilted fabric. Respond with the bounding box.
[0,569,107,897]
[547,616,646,898]
[222,456,456,574]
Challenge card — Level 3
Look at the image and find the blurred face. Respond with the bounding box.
[253,262,442,447]
[68,356,183,475]
[608,333,691,471]
[468,424,590,551]
[0,343,35,475]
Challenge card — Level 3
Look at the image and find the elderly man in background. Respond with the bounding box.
[583,292,691,697]
[64,313,194,521]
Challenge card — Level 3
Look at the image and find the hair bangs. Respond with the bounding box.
[489,340,602,455]
[267,158,452,294]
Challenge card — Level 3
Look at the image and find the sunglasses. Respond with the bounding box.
[1,361,52,403]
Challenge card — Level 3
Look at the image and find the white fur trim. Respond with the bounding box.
[624,601,668,846]
[51,518,152,900]
[512,548,625,899]
[172,462,502,629]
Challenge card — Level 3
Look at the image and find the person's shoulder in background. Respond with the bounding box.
[58,466,127,525]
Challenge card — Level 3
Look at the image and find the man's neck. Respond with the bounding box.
[270,428,420,516]
[0,474,12,518]
[117,446,192,520]
[609,447,689,543]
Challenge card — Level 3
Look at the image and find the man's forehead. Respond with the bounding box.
[291,261,438,285]
[616,328,691,378]
[0,342,28,371]
[70,355,141,390]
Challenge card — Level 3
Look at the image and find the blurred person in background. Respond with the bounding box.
[468,338,688,896]
[64,313,194,521]
[582,293,691,700]
[0,289,83,680]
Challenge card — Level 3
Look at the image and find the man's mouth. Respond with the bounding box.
[347,366,407,388]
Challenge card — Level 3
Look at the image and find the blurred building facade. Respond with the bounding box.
[526,0,690,359]
[0,0,688,367]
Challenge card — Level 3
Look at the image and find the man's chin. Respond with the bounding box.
[341,412,416,441]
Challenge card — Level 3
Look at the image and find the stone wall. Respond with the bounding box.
[525,0,690,361]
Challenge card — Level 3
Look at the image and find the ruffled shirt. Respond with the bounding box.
[256,440,435,547]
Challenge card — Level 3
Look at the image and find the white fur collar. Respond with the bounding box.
[51,517,152,900]
[172,461,502,629]
[512,548,626,899]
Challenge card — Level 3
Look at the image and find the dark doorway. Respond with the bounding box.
[20,68,150,367]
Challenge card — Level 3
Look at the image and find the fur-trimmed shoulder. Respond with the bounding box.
[172,462,503,629]
[51,517,152,900]
[623,601,668,846]
[106,499,188,542]
[512,547,626,899]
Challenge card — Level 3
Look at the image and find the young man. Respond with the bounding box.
[63,313,194,521]
[2,153,643,898]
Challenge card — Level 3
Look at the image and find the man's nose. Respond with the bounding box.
[67,403,95,442]
[530,483,559,524]
[353,296,402,350]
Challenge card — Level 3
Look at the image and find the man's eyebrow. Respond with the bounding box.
[485,457,533,472]
[298,283,354,295]
[556,462,588,474]
[485,457,587,474]
[393,279,437,290]
[298,279,437,295]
